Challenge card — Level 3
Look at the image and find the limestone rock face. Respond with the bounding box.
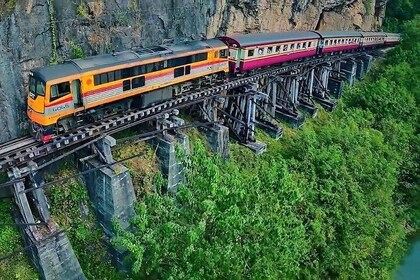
[0,0,387,143]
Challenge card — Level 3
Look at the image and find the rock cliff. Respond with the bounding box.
[0,0,387,143]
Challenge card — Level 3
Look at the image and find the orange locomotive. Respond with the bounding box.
[27,39,229,142]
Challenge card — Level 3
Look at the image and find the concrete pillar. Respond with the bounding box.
[20,227,85,280]
[150,132,190,193]
[199,124,230,160]
[79,158,136,237]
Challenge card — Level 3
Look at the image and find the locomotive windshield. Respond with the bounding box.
[29,76,45,97]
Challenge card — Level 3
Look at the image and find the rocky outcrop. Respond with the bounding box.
[0,0,387,143]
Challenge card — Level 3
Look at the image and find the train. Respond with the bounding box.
[27,30,400,142]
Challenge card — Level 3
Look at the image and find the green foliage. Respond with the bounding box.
[112,141,160,198]
[68,41,85,59]
[344,16,420,229]
[112,12,419,280]
[47,0,59,64]
[0,0,15,20]
[46,163,128,280]
[76,0,89,18]
[113,123,408,279]
[0,201,38,279]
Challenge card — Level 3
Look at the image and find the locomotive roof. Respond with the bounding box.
[219,31,320,47]
[33,39,226,82]
[32,63,80,82]
[315,31,362,38]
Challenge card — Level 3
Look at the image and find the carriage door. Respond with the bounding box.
[71,79,82,108]
[235,49,242,70]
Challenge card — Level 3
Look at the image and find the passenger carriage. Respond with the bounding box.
[361,32,387,48]
[316,31,362,54]
[219,32,321,73]
[384,33,401,46]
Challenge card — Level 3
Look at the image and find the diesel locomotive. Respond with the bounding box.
[27,30,400,142]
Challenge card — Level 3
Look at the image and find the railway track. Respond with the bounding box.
[0,53,361,173]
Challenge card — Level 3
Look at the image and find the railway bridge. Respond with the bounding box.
[0,51,377,279]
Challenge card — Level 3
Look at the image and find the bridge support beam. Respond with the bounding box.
[8,166,85,280]
[312,64,337,111]
[219,86,267,154]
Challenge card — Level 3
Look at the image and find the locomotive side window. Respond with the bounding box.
[132,77,145,89]
[115,70,122,80]
[100,73,108,84]
[123,80,131,91]
[220,49,228,58]
[108,71,115,82]
[121,69,130,79]
[174,67,185,78]
[50,82,70,101]
[29,76,45,97]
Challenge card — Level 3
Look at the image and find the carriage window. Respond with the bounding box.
[325,40,329,46]
[296,43,301,49]
[132,76,145,89]
[258,48,264,55]
[290,44,295,50]
[275,46,281,52]
[267,47,273,54]
[308,42,312,48]
[248,49,254,57]
[302,42,306,48]
[123,80,131,91]
[50,82,70,101]
[220,49,228,58]
[283,45,288,51]
[334,40,337,45]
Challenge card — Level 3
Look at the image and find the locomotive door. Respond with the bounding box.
[71,80,82,108]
